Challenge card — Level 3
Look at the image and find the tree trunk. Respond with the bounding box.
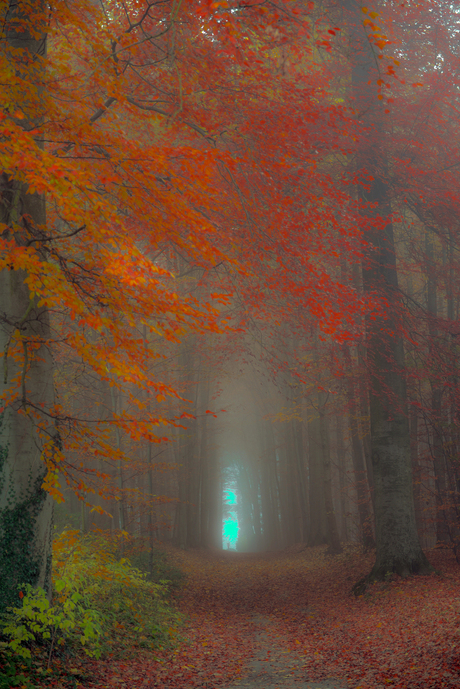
[425,231,451,545]
[345,0,432,583]
[335,414,349,543]
[0,0,54,613]
[293,418,309,544]
[259,422,274,550]
[307,411,328,546]
[208,464,222,550]
[318,393,342,555]
[285,421,302,545]
[343,346,374,549]
[410,404,424,544]
[199,378,210,548]
[110,387,125,535]
[173,341,198,548]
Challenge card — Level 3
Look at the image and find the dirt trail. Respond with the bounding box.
[164,546,356,689]
[223,613,347,689]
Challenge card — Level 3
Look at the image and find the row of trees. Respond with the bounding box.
[2,0,460,609]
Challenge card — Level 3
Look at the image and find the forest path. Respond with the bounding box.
[165,546,356,689]
[223,611,347,689]
[83,547,460,689]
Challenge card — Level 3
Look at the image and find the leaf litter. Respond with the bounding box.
[81,545,460,689]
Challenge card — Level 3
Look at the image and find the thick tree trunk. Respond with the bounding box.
[0,1,54,612]
[425,231,451,545]
[345,0,431,584]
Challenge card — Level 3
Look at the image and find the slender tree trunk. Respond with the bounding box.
[0,1,54,612]
[237,464,254,551]
[266,421,282,549]
[260,422,274,550]
[174,342,198,547]
[308,412,328,546]
[293,418,309,543]
[345,0,431,582]
[343,346,374,549]
[199,378,210,548]
[318,393,342,554]
[110,387,125,535]
[285,421,301,545]
[335,414,349,543]
[249,464,262,544]
[208,464,222,549]
[147,441,160,575]
[276,435,290,547]
[258,420,272,549]
[410,404,424,544]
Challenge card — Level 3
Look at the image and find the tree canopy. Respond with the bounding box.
[2,0,460,607]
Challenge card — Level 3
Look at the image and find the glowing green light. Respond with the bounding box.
[223,519,239,544]
[224,490,237,505]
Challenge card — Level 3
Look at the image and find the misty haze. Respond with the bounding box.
[0,0,458,687]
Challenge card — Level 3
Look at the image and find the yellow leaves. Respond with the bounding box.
[41,441,65,502]
[361,7,378,18]
[90,505,111,516]
[42,470,65,503]
[0,0,243,511]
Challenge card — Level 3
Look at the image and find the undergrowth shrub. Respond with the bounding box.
[0,529,183,664]
[126,545,186,592]
[0,650,33,689]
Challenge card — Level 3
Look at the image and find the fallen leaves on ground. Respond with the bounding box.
[50,545,460,688]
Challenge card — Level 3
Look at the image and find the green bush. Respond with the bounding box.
[0,530,183,664]
[0,650,33,689]
[83,557,182,654]
[1,582,103,660]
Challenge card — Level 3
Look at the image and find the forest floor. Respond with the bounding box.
[64,545,460,688]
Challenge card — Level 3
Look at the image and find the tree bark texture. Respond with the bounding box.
[0,1,54,612]
[345,0,431,580]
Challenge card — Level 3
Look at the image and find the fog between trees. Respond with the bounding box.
[2,0,460,608]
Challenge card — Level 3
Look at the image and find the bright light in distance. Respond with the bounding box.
[224,490,237,505]
[223,518,239,546]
